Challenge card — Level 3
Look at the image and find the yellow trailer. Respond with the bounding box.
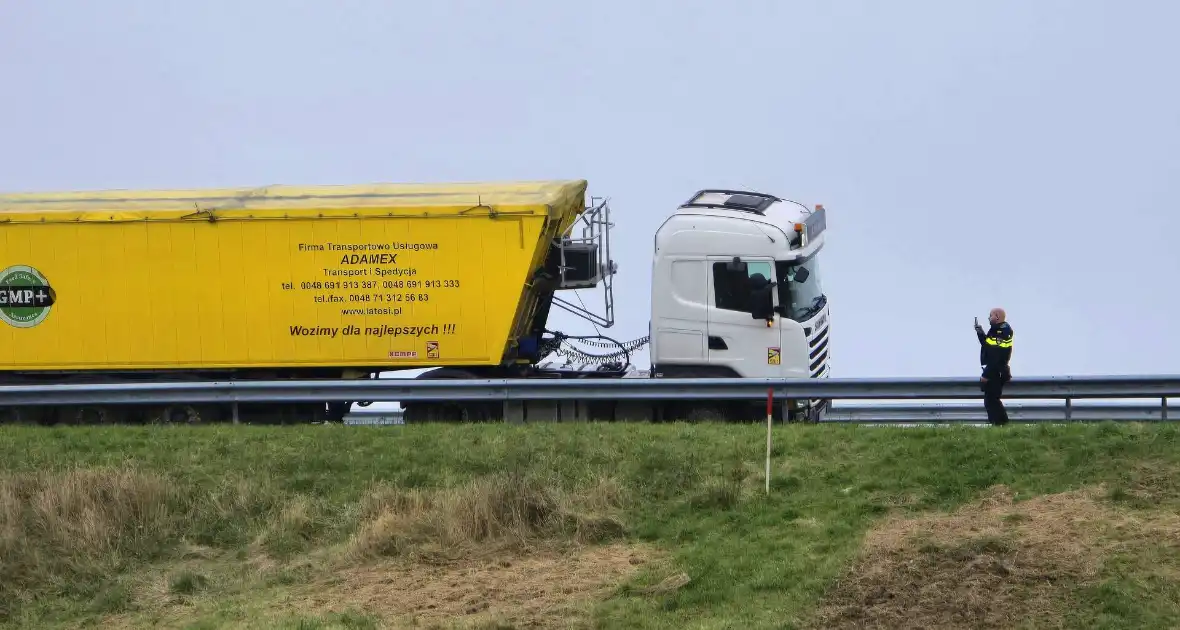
[0,180,589,373]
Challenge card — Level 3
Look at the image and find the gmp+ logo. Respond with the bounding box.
[0,265,57,328]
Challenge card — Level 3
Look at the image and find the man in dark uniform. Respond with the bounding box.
[975,308,1014,425]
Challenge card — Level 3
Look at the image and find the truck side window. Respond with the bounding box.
[712,261,772,313]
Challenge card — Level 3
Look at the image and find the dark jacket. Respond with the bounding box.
[977,321,1013,380]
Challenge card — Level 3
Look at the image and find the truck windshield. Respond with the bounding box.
[776,254,826,322]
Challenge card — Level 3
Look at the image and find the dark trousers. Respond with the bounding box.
[981,371,1010,426]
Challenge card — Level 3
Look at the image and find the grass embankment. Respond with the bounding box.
[2,422,1180,629]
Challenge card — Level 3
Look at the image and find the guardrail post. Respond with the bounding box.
[765,388,773,495]
[530,400,559,422]
[1163,397,1168,422]
[232,402,240,425]
[504,400,525,424]
[615,401,653,422]
[1064,398,1072,422]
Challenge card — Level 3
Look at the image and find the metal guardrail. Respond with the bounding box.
[824,402,1172,423]
[342,402,1175,426]
[0,374,1176,410]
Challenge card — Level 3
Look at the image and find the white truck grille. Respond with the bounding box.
[806,311,830,379]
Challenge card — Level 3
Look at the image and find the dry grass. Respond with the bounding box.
[0,465,637,628]
[295,542,657,629]
[806,483,1180,630]
[313,473,642,627]
[346,473,628,563]
[0,467,185,619]
[94,542,658,630]
[0,467,177,558]
[0,465,281,622]
[1110,459,1180,508]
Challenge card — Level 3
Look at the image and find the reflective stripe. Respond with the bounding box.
[985,337,1013,348]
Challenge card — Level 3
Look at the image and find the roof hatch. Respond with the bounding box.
[679,189,782,215]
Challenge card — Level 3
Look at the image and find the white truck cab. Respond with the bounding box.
[649,189,831,421]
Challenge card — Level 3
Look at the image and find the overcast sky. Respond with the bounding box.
[2,1,1177,379]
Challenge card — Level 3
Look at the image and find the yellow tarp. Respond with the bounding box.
[0,180,588,224]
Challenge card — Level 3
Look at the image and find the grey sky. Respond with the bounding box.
[2,1,1177,379]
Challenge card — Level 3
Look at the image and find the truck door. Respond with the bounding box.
[706,257,784,378]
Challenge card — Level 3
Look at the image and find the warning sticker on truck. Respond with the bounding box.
[768,347,781,365]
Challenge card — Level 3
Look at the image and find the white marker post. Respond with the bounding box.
[765,387,773,495]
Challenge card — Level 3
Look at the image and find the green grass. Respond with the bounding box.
[1,421,1179,629]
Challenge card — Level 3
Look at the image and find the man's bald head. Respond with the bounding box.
[989,308,1006,324]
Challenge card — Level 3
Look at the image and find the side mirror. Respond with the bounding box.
[748,273,774,320]
[793,266,810,283]
[726,256,747,274]
[750,286,774,320]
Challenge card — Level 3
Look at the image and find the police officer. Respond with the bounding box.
[975,308,1013,425]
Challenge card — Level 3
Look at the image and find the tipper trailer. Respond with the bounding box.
[0,180,831,425]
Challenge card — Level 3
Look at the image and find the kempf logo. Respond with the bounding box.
[0,265,57,328]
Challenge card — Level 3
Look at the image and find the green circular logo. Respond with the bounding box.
[0,265,56,328]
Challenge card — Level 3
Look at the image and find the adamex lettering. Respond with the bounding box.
[340,253,397,265]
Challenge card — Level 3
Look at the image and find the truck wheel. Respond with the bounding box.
[325,402,350,423]
[0,407,33,424]
[157,405,201,424]
[69,405,125,425]
[685,404,729,423]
